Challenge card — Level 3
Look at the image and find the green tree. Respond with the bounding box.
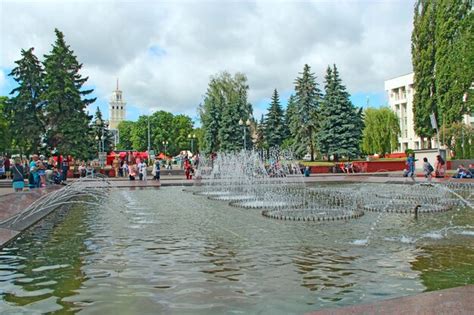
[0,97,12,154]
[443,122,473,159]
[92,107,114,153]
[284,94,305,155]
[294,64,322,161]
[264,89,285,148]
[171,114,193,155]
[412,0,437,144]
[412,0,473,144]
[435,0,473,126]
[317,65,363,160]
[7,47,45,156]
[361,107,400,155]
[255,114,266,151]
[116,121,135,150]
[42,29,96,159]
[199,72,252,153]
[130,115,149,152]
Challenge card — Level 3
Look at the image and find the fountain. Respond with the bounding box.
[0,151,471,314]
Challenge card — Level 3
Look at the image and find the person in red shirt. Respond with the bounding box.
[184,157,192,180]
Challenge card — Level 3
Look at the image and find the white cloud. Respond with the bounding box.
[1,0,414,117]
[0,69,5,89]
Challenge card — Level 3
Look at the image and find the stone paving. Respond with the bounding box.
[308,285,474,315]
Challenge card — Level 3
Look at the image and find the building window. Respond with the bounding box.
[121,106,123,110]
[112,106,114,110]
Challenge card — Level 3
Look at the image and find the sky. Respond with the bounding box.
[0,0,415,124]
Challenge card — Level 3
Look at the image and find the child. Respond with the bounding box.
[406,153,417,181]
[423,157,434,182]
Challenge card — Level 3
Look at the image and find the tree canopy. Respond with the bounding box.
[361,107,400,155]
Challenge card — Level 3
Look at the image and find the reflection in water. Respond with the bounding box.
[0,186,472,314]
[0,204,91,313]
[412,243,474,291]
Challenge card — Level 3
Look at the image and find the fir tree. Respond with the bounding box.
[42,29,96,159]
[200,72,252,153]
[93,107,114,153]
[264,89,285,148]
[284,94,305,155]
[8,48,45,155]
[0,97,12,154]
[255,114,266,150]
[293,64,322,161]
[318,65,363,160]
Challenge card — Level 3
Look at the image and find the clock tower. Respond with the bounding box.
[109,79,126,130]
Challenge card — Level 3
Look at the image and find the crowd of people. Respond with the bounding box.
[0,154,71,192]
[403,153,473,181]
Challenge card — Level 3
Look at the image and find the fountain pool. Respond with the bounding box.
[0,184,472,314]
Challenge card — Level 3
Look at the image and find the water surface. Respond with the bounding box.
[0,185,473,314]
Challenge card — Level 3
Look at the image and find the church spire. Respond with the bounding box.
[116,78,119,91]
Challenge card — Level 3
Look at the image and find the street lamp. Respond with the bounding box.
[95,118,108,167]
[162,140,169,155]
[238,118,251,150]
[188,134,196,153]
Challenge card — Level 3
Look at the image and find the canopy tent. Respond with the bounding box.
[106,151,149,165]
[157,152,172,160]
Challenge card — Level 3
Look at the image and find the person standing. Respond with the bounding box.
[406,153,417,182]
[138,160,147,181]
[112,156,120,178]
[435,155,446,178]
[184,157,193,180]
[11,158,25,192]
[152,159,161,181]
[423,157,434,182]
[29,155,40,188]
[4,155,11,179]
[61,156,69,182]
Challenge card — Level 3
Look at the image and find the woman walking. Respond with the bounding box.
[11,157,25,192]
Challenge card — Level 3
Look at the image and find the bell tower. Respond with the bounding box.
[109,78,126,129]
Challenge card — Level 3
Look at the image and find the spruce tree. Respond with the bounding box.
[199,77,223,154]
[318,65,363,160]
[255,114,266,150]
[264,89,285,148]
[293,64,322,161]
[93,107,114,153]
[200,72,252,153]
[8,48,45,156]
[42,29,96,159]
[412,0,437,145]
[219,97,242,151]
[0,97,12,154]
[285,94,305,155]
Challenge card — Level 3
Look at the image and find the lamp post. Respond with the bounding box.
[147,116,151,157]
[96,118,108,167]
[188,134,196,153]
[162,140,168,155]
[238,118,251,150]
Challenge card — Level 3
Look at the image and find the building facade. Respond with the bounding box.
[109,79,126,130]
[385,73,473,152]
[385,73,442,152]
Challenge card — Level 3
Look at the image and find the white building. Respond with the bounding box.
[385,73,473,152]
[109,79,126,130]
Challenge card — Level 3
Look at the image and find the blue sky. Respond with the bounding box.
[1,0,412,126]
[1,63,388,126]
